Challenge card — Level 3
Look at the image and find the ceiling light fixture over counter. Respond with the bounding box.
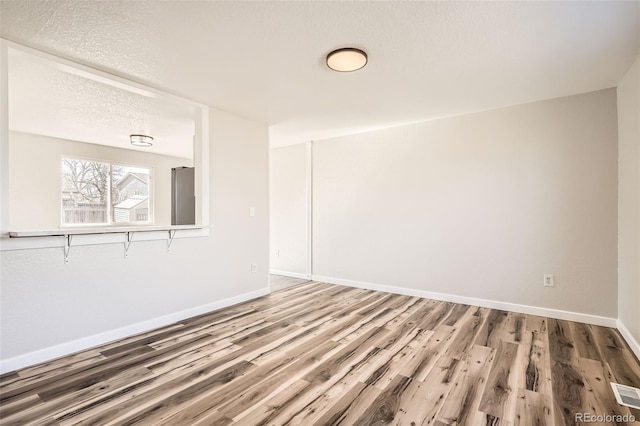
[130,134,153,147]
[326,48,368,72]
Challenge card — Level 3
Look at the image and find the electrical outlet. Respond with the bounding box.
[251,263,257,273]
[275,249,280,258]
[250,207,255,217]
[544,274,555,287]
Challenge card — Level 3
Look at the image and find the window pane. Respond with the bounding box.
[112,165,151,223]
[61,159,109,224]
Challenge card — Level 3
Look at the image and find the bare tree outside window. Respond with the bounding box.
[62,158,151,225]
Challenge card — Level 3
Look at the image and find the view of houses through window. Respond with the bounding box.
[61,158,151,225]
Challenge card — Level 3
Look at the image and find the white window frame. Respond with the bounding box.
[0,39,210,251]
[60,156,154,227]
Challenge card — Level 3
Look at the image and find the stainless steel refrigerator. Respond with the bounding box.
[171,167,195,225]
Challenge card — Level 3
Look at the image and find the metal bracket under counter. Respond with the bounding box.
[7,225,204,263]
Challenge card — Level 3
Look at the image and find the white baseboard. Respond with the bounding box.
[270,270,311,280]
[0,287,271,374]
[617,319,640,361]
[311,275,617,328]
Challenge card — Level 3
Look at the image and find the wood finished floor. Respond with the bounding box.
[269,275,310,292]
[1,281,640,426]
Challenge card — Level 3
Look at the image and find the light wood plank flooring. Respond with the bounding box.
[1,281,639,425]
[269,274,310,292]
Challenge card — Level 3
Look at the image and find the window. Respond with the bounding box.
[61,158,152,225]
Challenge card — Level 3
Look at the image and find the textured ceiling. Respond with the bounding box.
[1,1,639,148]
[8,49,195,159]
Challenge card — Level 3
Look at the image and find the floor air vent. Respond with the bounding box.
[611,382,640,409]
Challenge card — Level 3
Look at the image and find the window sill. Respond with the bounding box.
[1,225,208,253]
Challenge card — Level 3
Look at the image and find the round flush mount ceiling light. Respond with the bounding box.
[130,134,153,147]
[326,48,368,72]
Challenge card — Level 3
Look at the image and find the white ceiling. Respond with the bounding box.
[8,49,195,159]
[1,1,639,148]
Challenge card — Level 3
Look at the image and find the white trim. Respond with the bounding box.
[311,275,618,328]
[617,319,640,361]
[195,106,210,227]
[270,270,311,280]
[306,141,313,277]
[0,287,270,374]
[0,40,8,235]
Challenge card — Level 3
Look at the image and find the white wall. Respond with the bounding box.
[617,51,640,353]
[313,89,619,319]
[9,131,191,229]
[269,143,308,276]
[0,107,269,368]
